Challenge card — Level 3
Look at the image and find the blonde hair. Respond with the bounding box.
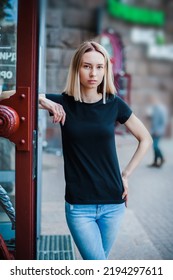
[64,41,116,103]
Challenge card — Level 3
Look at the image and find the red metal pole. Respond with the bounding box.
[15,0,39,259]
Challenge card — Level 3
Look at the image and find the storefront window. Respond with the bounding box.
[0,0,17,241]
[0,0,17,92]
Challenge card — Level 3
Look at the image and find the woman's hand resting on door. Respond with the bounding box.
[39,94,66,125]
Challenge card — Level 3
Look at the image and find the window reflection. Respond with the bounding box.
[0,0,17,243]
[0,0,17,92]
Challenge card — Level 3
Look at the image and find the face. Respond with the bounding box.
[79,51,105,91]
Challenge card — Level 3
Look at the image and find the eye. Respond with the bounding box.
[97,65,104,69]
[83,65,91,69]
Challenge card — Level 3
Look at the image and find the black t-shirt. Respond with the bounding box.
[46,92,132,204]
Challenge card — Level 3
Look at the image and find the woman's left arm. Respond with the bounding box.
[121,113,153,205]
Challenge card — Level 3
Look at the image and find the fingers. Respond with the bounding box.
[122,189,128,208]
[61,111,66,126]
[122,176,128,207]
[39,96,66,125]
[52,104,66,125]
[122,189,127,199]
[125,196,128,208]
[122,190,128,208]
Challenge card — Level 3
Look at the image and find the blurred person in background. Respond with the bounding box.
[146,94,168,168]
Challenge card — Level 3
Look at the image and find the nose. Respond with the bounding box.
[90,67,96,77]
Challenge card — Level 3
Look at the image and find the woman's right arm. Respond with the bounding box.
[39,94,66,125]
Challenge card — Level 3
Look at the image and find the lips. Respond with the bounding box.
[88,80,97,83]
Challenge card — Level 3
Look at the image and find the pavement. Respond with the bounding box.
[41,134,173,260]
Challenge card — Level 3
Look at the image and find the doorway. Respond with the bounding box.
[0,0,38,260]
[0,0,75,260]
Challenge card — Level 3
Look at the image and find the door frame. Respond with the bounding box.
[15,0,39,259]
[0,0,39,260]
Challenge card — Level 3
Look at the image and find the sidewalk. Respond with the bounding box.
[41,135,173,260]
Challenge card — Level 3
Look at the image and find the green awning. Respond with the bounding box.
[107,0,165,26]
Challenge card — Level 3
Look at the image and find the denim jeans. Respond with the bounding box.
[65,202,125,260]
[152,135,164,162]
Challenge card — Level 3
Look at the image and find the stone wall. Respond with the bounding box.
[46,0,103,93]
[45,0,104,148]
[45,0,173,146]
[102,2,173,136]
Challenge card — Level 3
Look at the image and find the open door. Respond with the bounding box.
[0,0,39,259]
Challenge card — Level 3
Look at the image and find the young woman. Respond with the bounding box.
[39,41,152,260]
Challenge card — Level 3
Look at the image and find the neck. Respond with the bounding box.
[81,89,102,103]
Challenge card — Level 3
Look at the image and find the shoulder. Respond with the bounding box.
[114,95,133,124]
[106,93,117,103]
[45,92,65,104]
[114,95,131,109]
[106,94,127,106]
[114,95,127,105]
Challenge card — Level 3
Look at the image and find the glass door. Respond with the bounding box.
[0,0,18,258]
[0,0,39,260]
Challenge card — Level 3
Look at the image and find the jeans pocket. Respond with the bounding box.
[65,201,74,211]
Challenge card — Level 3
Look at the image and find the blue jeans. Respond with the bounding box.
[152,136,164,163]
[65,202,125,260]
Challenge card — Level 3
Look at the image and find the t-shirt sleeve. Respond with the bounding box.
[116,96,132,124]
[45,93,63,105]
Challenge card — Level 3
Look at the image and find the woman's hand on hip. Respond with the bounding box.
[122,175,128,208]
